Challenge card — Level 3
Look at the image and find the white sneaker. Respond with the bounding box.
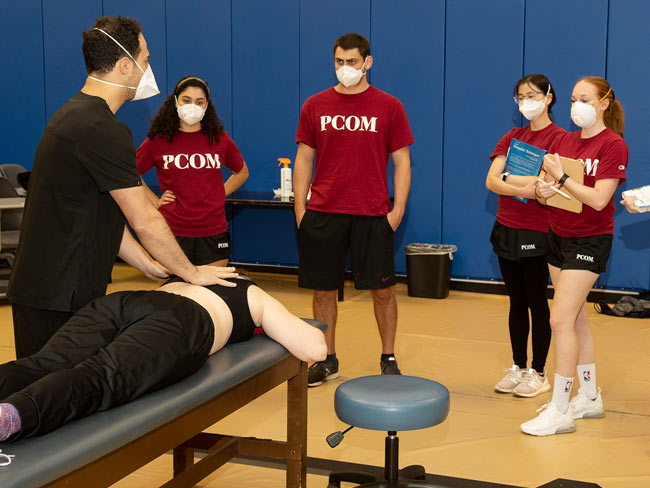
[570,387,605,419]
[520,402,576,436]
[494,365,524,393]
[513,369,551,397]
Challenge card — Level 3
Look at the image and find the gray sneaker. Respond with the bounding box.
[380,356,401,375]
[308,357,339,387]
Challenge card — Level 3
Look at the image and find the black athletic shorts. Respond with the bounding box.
[298,210,395,290]
[176,231,231,265]
[547,229,612,274]
[490,220,548,261]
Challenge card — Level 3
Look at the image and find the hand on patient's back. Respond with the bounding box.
[190,266,239,287]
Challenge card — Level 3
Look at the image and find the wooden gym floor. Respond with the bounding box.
[0,263,648,487]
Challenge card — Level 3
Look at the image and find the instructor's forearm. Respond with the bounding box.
[111,186,199,282]
[117,225,150,269]
[117,226,168,280]
[130,211,198,281]
[141,179,162,209]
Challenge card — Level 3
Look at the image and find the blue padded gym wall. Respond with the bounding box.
[443,0,525,281]
[605,0,650,291]
[1,0,46,169]
[2,0,649,290]
[371,0,446,274]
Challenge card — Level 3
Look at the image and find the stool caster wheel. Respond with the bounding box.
[400,464,426,480]
[329,471,377,486]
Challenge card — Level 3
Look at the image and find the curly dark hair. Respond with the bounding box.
[147,76,224,144]
[82,16,142,74]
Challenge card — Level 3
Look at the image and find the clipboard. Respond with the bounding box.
[540,156,584,213]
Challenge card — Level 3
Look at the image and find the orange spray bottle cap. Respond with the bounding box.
[278,158,292,168]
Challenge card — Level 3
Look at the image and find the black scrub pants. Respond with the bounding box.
[0,290,213,440]
[11,303,75,359]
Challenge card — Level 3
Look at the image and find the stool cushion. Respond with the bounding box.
[334,375,449,431]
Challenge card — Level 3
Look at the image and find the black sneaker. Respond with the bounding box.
[308,357,339,387]
[380,356,402,375]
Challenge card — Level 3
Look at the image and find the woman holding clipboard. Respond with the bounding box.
[521,76,628,436]
[486,74,565,398]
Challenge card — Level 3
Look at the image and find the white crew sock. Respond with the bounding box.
[577,363,597,400]
[551,373,574,413]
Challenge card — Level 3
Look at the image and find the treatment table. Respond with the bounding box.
[0,319,326,488]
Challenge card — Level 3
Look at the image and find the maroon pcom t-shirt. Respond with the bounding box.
[547,129,628,237]
[137,130,244,237]
[296,86,414,216]
[490,123,566,233]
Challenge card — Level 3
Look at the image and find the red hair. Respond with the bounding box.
[578,76,624,137]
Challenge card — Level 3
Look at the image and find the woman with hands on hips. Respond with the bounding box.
[522,77,628,436]
[137,76,249,267]
[486,74,565,399]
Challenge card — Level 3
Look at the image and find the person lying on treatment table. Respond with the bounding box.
[0,275,327,441]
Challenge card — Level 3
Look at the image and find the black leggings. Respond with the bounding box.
[0,291,213,440]
[498,255,551,372]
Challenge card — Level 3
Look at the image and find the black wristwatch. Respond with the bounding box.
[558,173,570,186]
[502,172,511,182]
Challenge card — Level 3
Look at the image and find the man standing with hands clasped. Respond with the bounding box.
[294,33,414,386]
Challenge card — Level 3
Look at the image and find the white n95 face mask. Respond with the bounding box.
[336,58,367,88]
[88,28,160,101]
[519,99,546,121]
[131,64,160,100]
[518,84,550,121]
[175,97,206,125]
[571,101,597,128]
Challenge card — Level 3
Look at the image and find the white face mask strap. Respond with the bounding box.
[88,75,137,90]
[94,27,144,73]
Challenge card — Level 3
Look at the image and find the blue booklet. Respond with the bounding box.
[504,138,546,202]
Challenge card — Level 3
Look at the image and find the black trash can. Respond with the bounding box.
[405,244,457,299]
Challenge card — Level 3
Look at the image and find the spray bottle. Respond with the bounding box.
[278,158,292,197]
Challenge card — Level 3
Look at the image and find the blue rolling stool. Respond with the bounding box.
[326,375,450,487]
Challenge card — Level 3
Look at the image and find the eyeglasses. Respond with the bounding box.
[514,91,544,104]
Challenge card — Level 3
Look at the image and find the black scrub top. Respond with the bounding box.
[9,92,142,312]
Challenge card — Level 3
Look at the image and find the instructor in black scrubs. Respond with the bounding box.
[8,15,237,359]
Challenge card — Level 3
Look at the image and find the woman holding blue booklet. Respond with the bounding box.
[521,76,628,437]
[486,74,565,399]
